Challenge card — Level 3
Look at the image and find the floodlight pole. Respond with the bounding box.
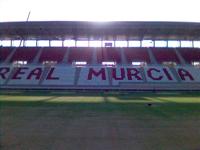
[19,11,31,47]
[26,11,31,22]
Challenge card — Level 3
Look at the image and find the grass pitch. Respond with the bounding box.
[0,91,200,150]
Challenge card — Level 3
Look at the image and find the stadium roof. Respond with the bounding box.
[0,21,200,40]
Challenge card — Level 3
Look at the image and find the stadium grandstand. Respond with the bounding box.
[0,21,200,90]
[1,21,200,150]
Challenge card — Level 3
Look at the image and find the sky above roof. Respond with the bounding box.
[0,0,200,22]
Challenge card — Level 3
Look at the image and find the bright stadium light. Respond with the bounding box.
[50,40,62,47]
[1,40,11,46]
[155,41,167,47]
[25,40,37,47]
[76,41,89,47]
[89,41,101,47]
[128,41,141,47]
[168,41,180,48]
[12,40,24,47]
[194,41,200,48]
[37,40,49,47]
[115,41,128,47]
[64,40,76,47]
[181,41,193,48]
[142,40,154,47]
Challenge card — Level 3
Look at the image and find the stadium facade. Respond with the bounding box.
[0,21,200,90]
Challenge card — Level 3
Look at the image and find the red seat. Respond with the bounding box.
[39,47,67,63]
[10,47,38,63]
[178,48,200,63]
[0,47,13,62]
[151,48,180,64]
[96,47,121,64]
[67,47,93,64]
[123,48,150,64]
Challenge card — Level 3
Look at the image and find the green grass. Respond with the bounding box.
[1,90,200,119]
[1,90,200,150]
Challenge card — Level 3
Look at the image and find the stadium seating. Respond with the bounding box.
[10,47,38,63]
[7,66,44,85]
[123,48,151,64]
[0,47,13,62]
[178,48,200,63]
[143,66,177,83]
[1,47,200,90]
[175,66,200,83]
[111,67,144,85]
[151,48,180,64]
[96,47,122,64]
[39,47,67,63]
[42,66,76,85]
[78,67,110,86]
[67,47,93,64]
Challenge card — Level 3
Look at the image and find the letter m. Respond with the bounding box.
[88,68,106,80]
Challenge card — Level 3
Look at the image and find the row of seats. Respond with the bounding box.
[11,47,38,63]
[124,48,151,63]
[151,48,180,64]
[0,47,13,62]
[1,66,200,87]
[177,48,200,63]
[39,47,66,63]
[0,47,200,64]
[68,47,93,64]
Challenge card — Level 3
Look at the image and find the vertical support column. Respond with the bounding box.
[120,48,127,65]
[147,48,157,64]
[4,47,18,64]
[140,40,142,47]
[88,35,90,47]
[32,47,43,64]
[153,40,155,47]
[62,47,70,64]
[11,40,13,47]
[19,39,23,47]
[101,37,103,47]
[23,40,25,47]
[91,48,97,65]
[62,40,64,47]
[174,48,186,65]
[192,40,194,48]
[75,40,77,47]
[166,40,168,48]
[113,35,116,47]
[126,36,129,47]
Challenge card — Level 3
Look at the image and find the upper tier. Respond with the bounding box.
[0,47,200,65]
